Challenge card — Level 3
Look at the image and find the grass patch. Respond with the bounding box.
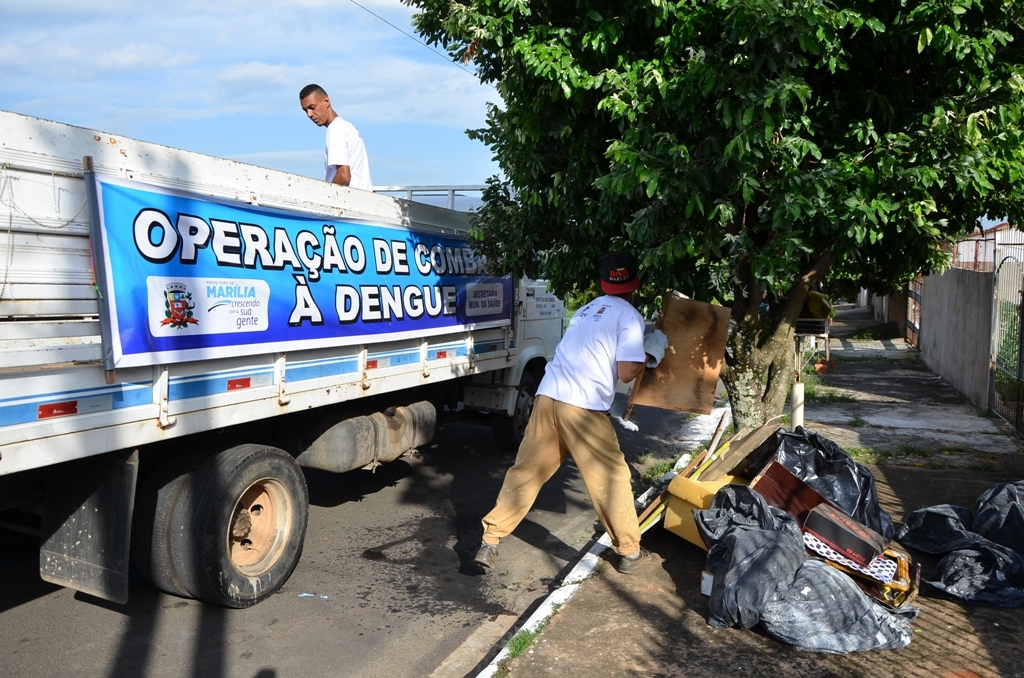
[803,381,858,403]
[813,391,859,403]
[637,451,655,465]
[797,372,857,403]
[846,447,884,463]
[847,446,931,465]
[845,445,996,469]
[896,445,933,457]
[641,459,676,485]
[495,618,553,677]
[507,625,543,657]
[848,416,869,427]
[849,322,902,340]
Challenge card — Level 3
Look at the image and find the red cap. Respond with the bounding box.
[601,251,640,294]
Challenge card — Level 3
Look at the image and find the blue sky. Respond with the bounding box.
[0,0,499,189]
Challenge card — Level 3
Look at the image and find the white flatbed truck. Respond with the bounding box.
[0,110,564,608]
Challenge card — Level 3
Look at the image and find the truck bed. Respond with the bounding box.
[0,110,515,476]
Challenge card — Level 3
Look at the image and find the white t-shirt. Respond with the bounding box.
[537,295,646,411]
[325,116,372,190]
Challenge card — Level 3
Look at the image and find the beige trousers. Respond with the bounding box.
[480,395,641,556]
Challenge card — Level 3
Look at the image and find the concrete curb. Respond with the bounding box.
[473,532,614,678]
[473,406,729,678]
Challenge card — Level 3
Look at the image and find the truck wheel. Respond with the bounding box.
[493,370,538,450]
[174,445,309,608]
[133,456,202,598]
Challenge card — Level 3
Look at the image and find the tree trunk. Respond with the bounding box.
[720,251,832,431]
[720,310,796,431]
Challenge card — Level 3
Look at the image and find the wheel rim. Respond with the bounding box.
[513,388,535,439]
[227,477,293,577]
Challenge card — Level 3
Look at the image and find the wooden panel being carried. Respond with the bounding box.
[629,290,730,415]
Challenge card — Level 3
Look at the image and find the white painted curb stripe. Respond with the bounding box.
[474,406,729,678]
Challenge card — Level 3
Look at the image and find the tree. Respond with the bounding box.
[406,0,1024,429]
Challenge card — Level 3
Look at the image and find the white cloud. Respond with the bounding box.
[0,1,498,184]
[94,44,201,73]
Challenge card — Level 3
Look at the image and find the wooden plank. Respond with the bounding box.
[0,319,100,341]
[0,343,103,369]
[0,214,90,236]
[0,284,98,301]
[630,291,730,414]
[699,422,781,482]
[0,299,99,317]
[678,448,709,479]
[0,230,92,251]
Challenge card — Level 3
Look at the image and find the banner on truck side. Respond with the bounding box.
[87,176,512,368]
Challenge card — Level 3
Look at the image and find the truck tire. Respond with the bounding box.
[493,370,538,450]
[132,458,200,598]
[172,444,309,608]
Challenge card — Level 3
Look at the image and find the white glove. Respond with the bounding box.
[609,397,639,432]
[643,329,668,368]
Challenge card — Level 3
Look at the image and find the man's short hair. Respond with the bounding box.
[299,84,328,100]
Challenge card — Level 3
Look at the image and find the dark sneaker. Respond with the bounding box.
[474,541,499,569]
[616,548,653,575]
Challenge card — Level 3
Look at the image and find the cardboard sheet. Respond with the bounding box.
[630,291,730,415]
[698,423,780,482]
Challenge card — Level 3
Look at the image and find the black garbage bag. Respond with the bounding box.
[929,544,1024,607]
[972,481,1024,551]
[696,486,805,629]
[897,482,1024,608]
[895,504,978,553]
[696,483,801,545]
[696,486,916,652]
[762,560,916,653]
[747,426,895,539]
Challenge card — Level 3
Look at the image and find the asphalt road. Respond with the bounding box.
[0,417,610,678]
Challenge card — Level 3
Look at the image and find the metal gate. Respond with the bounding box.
[906,276,923,348]
[990,256,1024,432]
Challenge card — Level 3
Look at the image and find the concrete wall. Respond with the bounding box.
[920,268,994,408]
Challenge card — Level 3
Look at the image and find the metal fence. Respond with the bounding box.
[950,228,1024,273]
[372,185,486,212]
[991,256,1024,431]
[952,237,997,271]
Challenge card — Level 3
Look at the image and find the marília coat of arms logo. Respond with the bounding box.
[161,282,199,329]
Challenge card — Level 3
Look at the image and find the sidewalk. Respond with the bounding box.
[482,311,1024,678]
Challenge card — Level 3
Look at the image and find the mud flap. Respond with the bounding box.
[39,450,139,604]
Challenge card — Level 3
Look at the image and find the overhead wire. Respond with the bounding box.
[345,0,488,84]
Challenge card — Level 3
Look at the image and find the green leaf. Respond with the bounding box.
[410,0,1024,427]
[918,27,934,53]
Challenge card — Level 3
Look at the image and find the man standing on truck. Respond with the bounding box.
[474,252,668,574]
[299,84,373,190]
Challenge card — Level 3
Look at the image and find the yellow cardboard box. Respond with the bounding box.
[663,473,748,550]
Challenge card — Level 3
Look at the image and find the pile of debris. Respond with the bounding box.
[654,424,1024,653]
